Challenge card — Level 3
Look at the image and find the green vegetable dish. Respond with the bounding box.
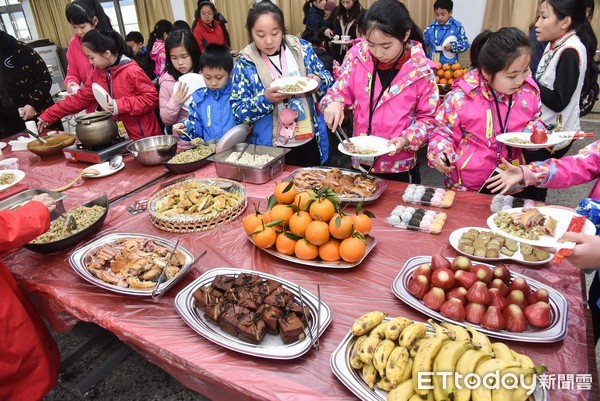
[31,205,106,244]
[0,172,16,185]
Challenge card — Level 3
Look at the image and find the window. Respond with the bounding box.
[0,0,31,40]
[100,0,139,36]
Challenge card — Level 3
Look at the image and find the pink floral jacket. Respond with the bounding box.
[428,69,546,191]
[321,40,439,174]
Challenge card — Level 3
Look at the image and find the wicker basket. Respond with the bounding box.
[148,177,247,233]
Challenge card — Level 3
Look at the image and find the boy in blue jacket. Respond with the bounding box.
[185,44,236,141]
[423,0,469,65]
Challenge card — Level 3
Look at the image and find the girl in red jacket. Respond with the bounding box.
[0,194,61,401]
[38,30,161,140]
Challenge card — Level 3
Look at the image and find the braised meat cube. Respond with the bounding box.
[285,299,310,325]
[203,301,225,324]
[257,304,283,335]
[218,304,251,337]
[233,273,262,288]
[211,275,235,292]
[278,313,306,344]
[236,288,260,311]
[193,285,223,307]
[236,313,267,344]
[264,287,293,308]
[251,279,281,296]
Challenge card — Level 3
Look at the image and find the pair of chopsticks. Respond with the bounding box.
[298,284,321,351]
[552,215,588,264]
[558,131,595,140]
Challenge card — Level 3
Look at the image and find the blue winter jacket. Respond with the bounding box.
[231,36,333,164]
[185,80,236,142]
[423,17,469,65]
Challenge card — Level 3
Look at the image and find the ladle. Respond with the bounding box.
[52,168,100,192]
[108,154,123,169]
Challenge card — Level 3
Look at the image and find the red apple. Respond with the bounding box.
[454,270,478,289]
[441,298,466,322]
[431,268,455,291]
[447,287,468,305]
[452,256,472,272]
[503,304,528,332]
[481,306,507,331]
[524,301,553,328]
[488,288,509,310]
[507,290,528,311]
[467,282,490,305]
[508,277,531,295]
[465,302,486,324]
[527,288,550,304]
[423,287,446,311]
[412,263,433,281]
[530,128,548,144]
[431,253,452,271]
[489,278,510,297]
[472,264,493,284]
[492,265,512,284]
[407,275,430,299]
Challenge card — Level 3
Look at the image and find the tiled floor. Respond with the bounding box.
[44,122,599,401]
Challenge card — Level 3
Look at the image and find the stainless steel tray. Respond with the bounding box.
[174,267,331,359]
[248,235,377,269]
[283,167,387,204]
[0,187,67,219]
[208,144,289,184]
[391,256,568,342]
[330,318,549,401]
[69,233,195,296]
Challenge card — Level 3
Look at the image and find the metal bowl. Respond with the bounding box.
[27,133,76,156]
[126,135,178,166]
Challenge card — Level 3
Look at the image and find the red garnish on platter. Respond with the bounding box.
[552,215,587,264]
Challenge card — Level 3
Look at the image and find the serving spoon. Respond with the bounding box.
[52,168,100,192]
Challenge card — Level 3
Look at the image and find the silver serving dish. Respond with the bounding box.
[283,167,387,204]
[69,233,195,296]
[330,318,549,401]
[248,234,377,269]
[391,256,568,342]
[208,144,289,184]
[174,267,332,359]
[0,188,67,220]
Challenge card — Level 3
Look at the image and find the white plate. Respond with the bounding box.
[92,83,112,111]
[330,317,550,401]
[449,226,553,266]
[174,267,332,359]
[496,132,566,149]
[442,34,457,59]
[392,256,569,342]
[487,206,596,247]
[83,160,125,178]
[0,142,6,151]
[330,39,353,45]
[337,135,395,157]
[0,169,25,192]
[176,73,206,110]
[270,76,318,95]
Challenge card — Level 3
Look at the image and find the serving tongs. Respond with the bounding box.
[297,284,321,351]
[152,239,179,300]
[235,133,257,163]
[334,126,353,151]
[152,246,208,301]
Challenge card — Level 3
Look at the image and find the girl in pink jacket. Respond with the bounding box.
[428,27,546,192]
[64,0,113,94]
[38,30,160,140]
[321,0,438,183]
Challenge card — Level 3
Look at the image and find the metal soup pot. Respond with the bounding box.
[75,111,118,148]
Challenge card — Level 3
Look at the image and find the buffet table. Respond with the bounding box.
[3,157,598,401]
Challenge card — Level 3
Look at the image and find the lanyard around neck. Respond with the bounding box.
[367,60,397,135]
[261,48,287,80]
[491,91,513,162]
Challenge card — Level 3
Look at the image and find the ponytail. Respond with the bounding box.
[82,29,132,59]
[147,19,173,53]
[470,28,531,79]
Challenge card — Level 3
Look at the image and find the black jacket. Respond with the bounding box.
[0,32,59,138]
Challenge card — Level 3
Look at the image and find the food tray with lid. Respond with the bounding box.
[208,144,289,184]
[391,256,568,342]
[174,267,331,359]
[69,232,195,296]
[283,167,387,204]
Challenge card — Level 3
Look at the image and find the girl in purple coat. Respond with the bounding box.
[428,27,546,192]
[321,0,438,183]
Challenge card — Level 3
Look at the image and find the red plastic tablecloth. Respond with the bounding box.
[5,163,594,401]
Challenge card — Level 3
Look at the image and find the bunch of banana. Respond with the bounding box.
[348,312,545,401]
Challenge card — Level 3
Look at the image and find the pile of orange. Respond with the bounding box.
[434,61,467,86]
[242,181,373,263]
